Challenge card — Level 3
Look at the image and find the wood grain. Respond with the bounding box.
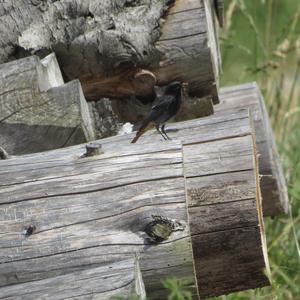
[0,141,198,299]
[0,108,272,298]
[0,257,146,300]
[217,82,288,216]
[0,54,95,155]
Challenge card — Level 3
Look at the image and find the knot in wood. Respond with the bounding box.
[30,0,48,11]
[144,215,185,243]
[23,225,36,237]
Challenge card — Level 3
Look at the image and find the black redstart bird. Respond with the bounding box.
[131,81,185,143]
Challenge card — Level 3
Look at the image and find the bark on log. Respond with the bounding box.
[0,0,220,104]
[215,82,288,216]
[0,54,96,155]
[0,109,270,298]
[0,257,146,300]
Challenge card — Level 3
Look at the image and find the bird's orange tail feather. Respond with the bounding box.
[131,122,154,143]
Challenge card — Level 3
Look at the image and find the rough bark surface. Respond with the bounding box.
[0,109,271,298]
[0,0,220,104]
[216,82,288,216]
[0,54,95,155]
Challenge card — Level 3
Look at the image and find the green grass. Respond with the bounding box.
[211,1,300,299]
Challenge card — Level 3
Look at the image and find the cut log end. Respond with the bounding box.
[217,83,289,216]
[251,114,271,280]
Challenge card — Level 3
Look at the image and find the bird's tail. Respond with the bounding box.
[131,121,153,143]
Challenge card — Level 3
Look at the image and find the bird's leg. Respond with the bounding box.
[156,125,167,140]
[161,124,171,140]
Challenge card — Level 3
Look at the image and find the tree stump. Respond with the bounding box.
[216,83,289,216]
[0,54,95,155]
[0,110,270,299]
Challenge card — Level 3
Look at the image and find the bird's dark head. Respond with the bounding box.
[164,81,183,96]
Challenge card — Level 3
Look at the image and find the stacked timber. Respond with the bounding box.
[0,54,95,155]
[0,0,222,121]
[0,0,287,298]
[0,109,270,299]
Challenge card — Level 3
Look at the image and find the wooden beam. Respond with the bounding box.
[0,54,96,155]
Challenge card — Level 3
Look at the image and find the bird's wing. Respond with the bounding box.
[131,95,175,143]
[152,94,174,111]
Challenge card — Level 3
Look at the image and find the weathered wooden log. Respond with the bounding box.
[0,109,270,298]
[0,0,220,105]
[0,257,146,300]
[100,109,271,297]
[215,83,289,216]
[0,142,199,299]
[0,54,96,155]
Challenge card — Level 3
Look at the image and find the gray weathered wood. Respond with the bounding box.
[0,257,146,300]
[0,0,221,105]
[0,142,198,300]
[0,109,271,298]
[0,54,96,155]
[154,0,220,103]
[216,82,289,216]
[184,136,270,298]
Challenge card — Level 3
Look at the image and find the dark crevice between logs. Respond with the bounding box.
[0,147,10,159]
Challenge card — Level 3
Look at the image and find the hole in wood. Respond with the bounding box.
[23,225,36,237]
